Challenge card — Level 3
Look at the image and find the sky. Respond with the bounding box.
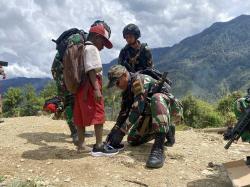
[0,0,250,78]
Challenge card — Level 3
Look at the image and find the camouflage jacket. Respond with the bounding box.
[115,73,181,131]
[118,42,153,72]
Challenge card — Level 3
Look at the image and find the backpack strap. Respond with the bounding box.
[84,41,94,46]
[129,43,147,67]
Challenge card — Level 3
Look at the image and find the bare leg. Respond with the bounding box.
[94,124,103,148]
[76,126,91,153]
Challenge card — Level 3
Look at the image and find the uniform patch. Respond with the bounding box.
[132,79,144,96]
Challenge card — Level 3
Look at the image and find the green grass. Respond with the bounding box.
[176,124,190,131]
[9,179,39,187]
[0,176,5,183]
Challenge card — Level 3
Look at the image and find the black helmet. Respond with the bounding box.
[123,24,141,39]
[91,20,111,38]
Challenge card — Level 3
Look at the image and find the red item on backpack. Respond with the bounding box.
[45,103,57,113]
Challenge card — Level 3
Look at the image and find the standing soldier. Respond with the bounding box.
[118,24,176,146]
[233,88,250,142]
[118,23,153,72]
[51,53,79,145]
[106,65,183,168]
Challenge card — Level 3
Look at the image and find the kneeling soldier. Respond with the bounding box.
[106,65,183,168]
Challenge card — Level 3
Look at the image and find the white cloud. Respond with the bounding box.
[0,0,250,78]
[6,63,49,78]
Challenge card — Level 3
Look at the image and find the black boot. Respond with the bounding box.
[72,133,79,146]
[68,122,77,137]
[68,123,79,145]
[165,125,175,147]
[146,133,166,168]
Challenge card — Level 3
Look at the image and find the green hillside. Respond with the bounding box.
[104,15,250,101]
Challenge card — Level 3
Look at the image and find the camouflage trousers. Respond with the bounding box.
[127,93,182,145]
[64,93,77,136]
[56,78,77,136]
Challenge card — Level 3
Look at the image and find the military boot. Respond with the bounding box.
[68,122,79,146]
[165,125,175,147]
[146,133,166,168]
[68,122,77,137]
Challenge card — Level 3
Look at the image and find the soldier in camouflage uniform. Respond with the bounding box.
[51,51,78,145]
[119,24,176,146]
[118,24,153,72]
[106,65,183,168]
[233,88,250,142]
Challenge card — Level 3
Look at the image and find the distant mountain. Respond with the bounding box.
[103,15,250,101]
[0,77,51,94]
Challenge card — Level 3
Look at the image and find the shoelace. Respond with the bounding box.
[150,148,163,159]
[104,143,116,151]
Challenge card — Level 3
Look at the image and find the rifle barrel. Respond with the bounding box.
[224,139,234,149]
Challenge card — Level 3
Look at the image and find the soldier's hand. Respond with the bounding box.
[106,128,125,146]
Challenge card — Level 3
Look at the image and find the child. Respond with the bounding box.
[74,22,118,156]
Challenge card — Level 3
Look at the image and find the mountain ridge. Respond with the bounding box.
[104,14,250,101]
[0,77,51,94]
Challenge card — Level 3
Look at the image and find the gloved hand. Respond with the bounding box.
[106,127,125,147]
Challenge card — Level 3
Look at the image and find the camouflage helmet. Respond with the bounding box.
[107,65,127,88]
[123,24,141,39]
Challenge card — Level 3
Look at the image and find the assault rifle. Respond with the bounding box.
[224,107,250,149]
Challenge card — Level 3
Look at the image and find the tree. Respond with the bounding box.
[181,95,223,128]
[216,91,243,115]
[19,84,43,116]
[39,81,57,100]
[2,87,23,117]
[216,91,243,126]
[103,85,121,121]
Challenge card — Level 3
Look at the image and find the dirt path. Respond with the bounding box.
[0,116,249,187]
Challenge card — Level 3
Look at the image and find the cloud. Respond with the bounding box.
[0,0,250,78]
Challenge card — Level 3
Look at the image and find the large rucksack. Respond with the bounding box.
[52,28,88,93]
[63,40,86,93]
[52,28,87,59]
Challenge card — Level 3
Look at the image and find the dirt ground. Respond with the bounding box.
[0,116,249,187]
